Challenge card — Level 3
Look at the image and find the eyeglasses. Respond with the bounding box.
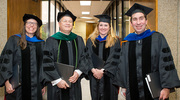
[26,22,38,26]
[60,19,73,24]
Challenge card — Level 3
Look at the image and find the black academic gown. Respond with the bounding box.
[41,35,89,100]
[0,35,44,100]
[114,32,180,100]
[86,38,121,100]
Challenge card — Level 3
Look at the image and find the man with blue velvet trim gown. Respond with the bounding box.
[0,14,45,100]
[40,10,89,100]
[86,14,121,100]
[113,3,180,100]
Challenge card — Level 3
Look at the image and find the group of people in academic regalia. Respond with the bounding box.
[0,2,180,100]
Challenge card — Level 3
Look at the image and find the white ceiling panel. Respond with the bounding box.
[62,1,111,23]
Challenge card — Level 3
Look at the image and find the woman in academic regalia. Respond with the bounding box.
[0,14,45,100]
[86,14,121,100]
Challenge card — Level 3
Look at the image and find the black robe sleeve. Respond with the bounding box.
[40,37,60,85]
[76,36,90,75]
[158,33,180,88]
[85,39,95,70]
[113,41,128,88]
[0,36,19,87]
[103,39,121,77]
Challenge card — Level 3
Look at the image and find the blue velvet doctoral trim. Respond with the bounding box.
[15,34,44,42]
[124,29,156,41]
[96,35,107,41]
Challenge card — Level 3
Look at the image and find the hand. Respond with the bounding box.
[91,68,98,79]
[69,71,79,83]
[57,80,69,89]
[121,88,126,97]
[159,88,170,100]
[41,87,46,95]
[92,68,104,79]
[91,68,97,74]
[5,80,15,94]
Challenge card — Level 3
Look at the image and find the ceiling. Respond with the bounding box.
[61,1,112,23]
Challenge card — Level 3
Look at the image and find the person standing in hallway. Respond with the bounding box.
[113,3,180,100]
[86,14,121,100]
[0,14,45,100]
[40,10,89,100]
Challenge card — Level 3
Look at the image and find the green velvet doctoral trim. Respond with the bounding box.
[51,31,77,41]
[57,39,78,69]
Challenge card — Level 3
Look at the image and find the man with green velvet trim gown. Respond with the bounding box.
[113,3,180,100]
[40,10,89,100]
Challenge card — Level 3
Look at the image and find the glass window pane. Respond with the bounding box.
[41,1,49,40]
[124,1,130,36]
[56,2,60,33]
[113,2,116,35]
[50,0,55,36]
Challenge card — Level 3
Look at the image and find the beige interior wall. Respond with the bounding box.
[72,21,86,43]
[86,23,96,42]
[0,0,7,98]
[177,0,180,99]
[158,0,180,99]
[0,0,7,52]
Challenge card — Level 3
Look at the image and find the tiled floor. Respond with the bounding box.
[42,78,91,100]
[0,97,3,100]
[81,78,91,100]
[1,78,125,100]
[43,78,125,100]
[81,78,125,100]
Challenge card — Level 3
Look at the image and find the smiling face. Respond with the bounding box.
[25,19,38,35]
[58,16,73,34]
[131,12,147,34]
[98,22,110,37]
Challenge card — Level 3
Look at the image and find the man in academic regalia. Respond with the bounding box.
[114,3,180,100]
[40,10,89,100]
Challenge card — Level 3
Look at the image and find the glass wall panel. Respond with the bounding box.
[113,2,116,34]
[104,0,130,39]
[118,1,122,38]
[117,0,129,39]
[56,2,60,33]
[41,1,49,40]
[41,0,64,40]
[124,1,130,37]
[50,0,55,36]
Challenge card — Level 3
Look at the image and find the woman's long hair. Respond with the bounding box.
[19,22,42,50]
[88,22,117,48]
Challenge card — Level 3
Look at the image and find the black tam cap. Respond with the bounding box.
[23,14,42,27]
[125,3,153,17]
[57,10,77,22]
[94,14,111,24]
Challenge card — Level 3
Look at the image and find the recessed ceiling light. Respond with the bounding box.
[80,1,91,6]
[80,17,93,19]
[82,12,90,15]
[86,21,96,23]
[114,17,122,19]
